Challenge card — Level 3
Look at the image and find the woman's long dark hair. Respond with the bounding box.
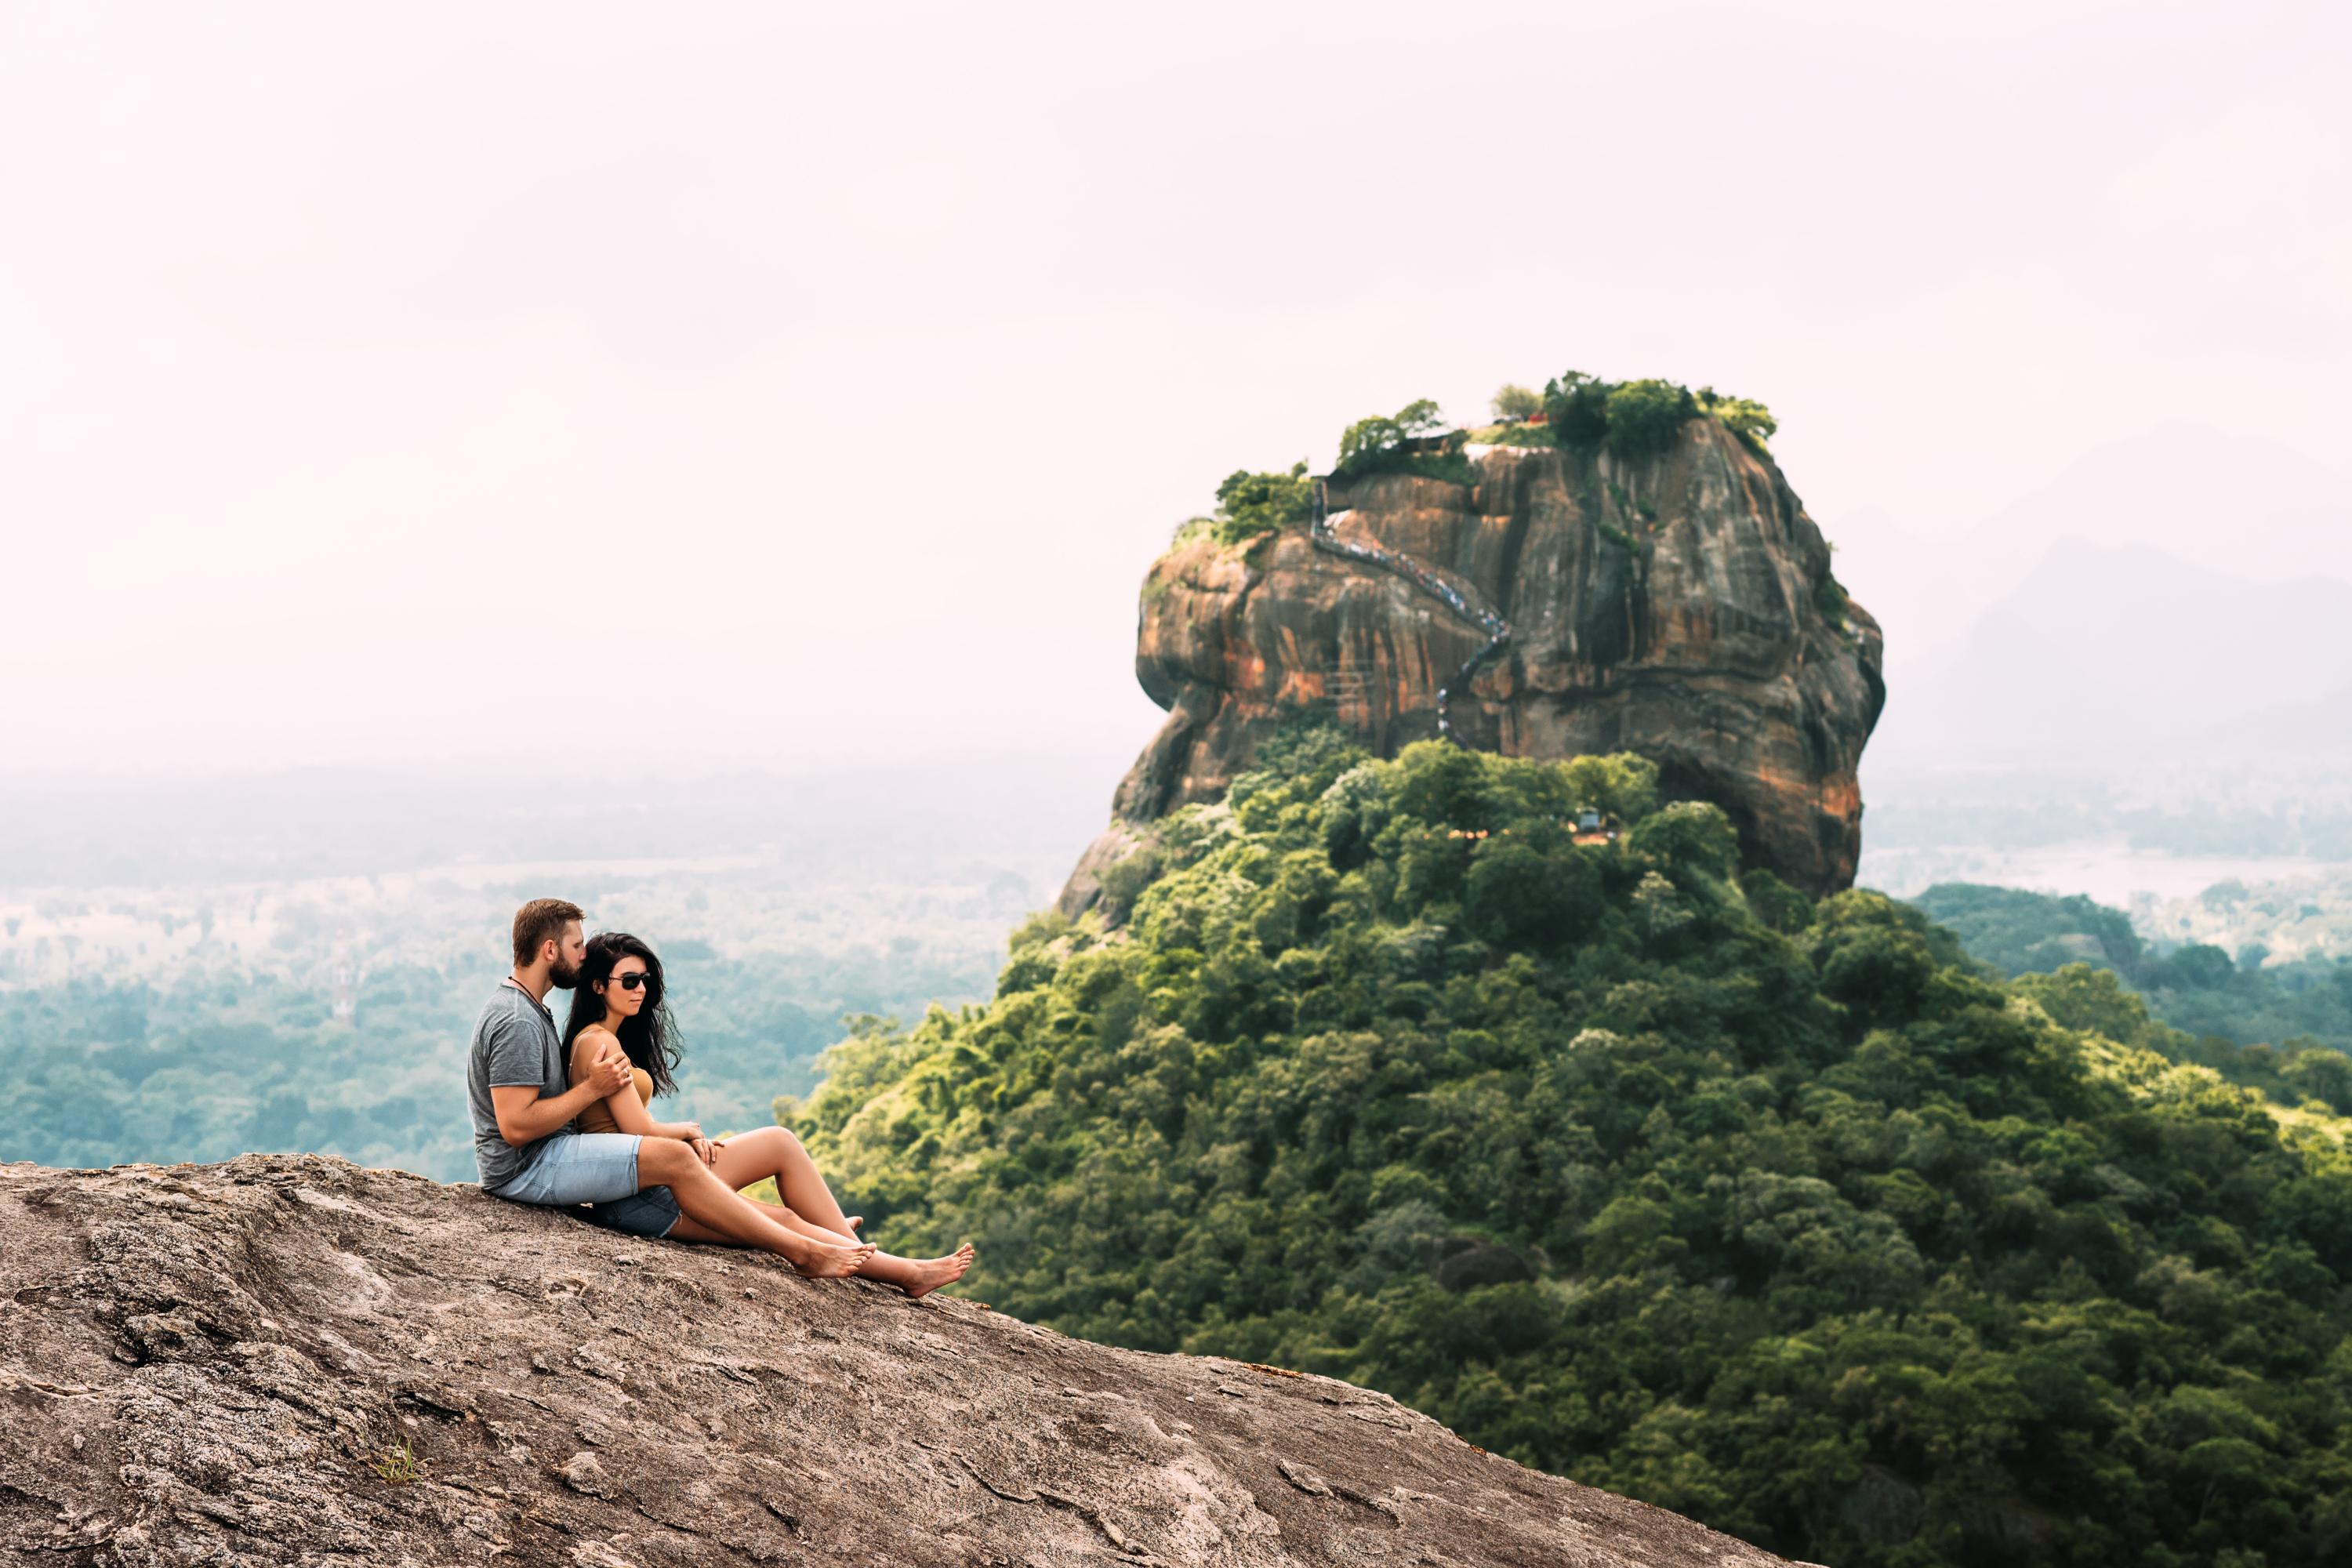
[562,931,681,1096]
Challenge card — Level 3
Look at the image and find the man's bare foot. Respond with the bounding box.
[792,1239,877,1279]
[901,1243,977,1301]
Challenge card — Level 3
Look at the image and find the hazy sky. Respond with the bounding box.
[5,1,2345,782]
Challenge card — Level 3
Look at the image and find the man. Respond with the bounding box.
[466,897,873,1276]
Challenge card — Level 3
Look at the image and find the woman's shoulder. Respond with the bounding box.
[570,1023,619,1058]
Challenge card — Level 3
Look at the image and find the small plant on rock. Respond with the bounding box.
[372,1437,425,1484]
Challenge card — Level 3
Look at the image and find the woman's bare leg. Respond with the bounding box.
[668,1184,855,1250]
[660,1166,857,1250]
[723,1128,858,1237]
[670,1197,972,1297]
[704,1131,976,1298]
[640,1139,869,1276]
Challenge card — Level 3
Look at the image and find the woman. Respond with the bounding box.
[561,931,975,1298]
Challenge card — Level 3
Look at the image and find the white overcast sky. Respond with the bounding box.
[3,1,2345,780]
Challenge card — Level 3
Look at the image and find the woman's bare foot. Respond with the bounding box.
[846,1216,862,1232]
[791,1237,877,1279]
[900,1243,977,1301]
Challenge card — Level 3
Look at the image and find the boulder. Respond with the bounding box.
[1062,419,1884,913]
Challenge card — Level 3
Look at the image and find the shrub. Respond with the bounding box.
[1698,387,1777,451]
[1541,371,1613,446]
[1207,462,1314,546]
[1540,371,1779,460]
[1337,398,1447,470]
[1602,379,1697,458]
[1814,575,1850,629]
[1490,383,1542,420]
[1465,421,1558,449]
[1332,399,1471,486]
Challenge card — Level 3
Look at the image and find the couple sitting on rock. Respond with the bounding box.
[465,898,975,1295]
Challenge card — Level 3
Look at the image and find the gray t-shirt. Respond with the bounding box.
[466,978,572,1190]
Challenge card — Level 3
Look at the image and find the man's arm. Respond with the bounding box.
[483,1014,631,1147]
[570,1030,710,1158]
[490,1080,610,1147]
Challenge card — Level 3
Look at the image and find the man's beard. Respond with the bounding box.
[548,955,582,989]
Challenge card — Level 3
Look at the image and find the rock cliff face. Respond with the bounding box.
[1062,420,1883,914]
[0,1155,1802,1567]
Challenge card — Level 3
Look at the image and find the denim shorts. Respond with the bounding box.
[486,1131,680,1239]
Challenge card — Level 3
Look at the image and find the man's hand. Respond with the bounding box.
[652,1120,713,1160]
[589,1046,633,1098]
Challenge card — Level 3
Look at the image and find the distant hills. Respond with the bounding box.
[1870,537,2352,767]
[1838,421,2352,677]
[1838,422,2352,879]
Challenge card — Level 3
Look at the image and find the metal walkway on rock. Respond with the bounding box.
[1309,475,1512,746]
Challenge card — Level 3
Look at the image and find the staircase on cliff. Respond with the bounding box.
[1308,474,1513,749]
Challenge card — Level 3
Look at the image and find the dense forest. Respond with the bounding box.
[789,722,2352,1568]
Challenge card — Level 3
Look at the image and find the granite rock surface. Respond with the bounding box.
[1,1152,1804,1568]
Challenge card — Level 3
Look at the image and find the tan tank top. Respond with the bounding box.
[573,1052,655,1136]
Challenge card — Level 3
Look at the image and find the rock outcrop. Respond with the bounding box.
[1062,420,1884,914]
[0,1154,1802,1567]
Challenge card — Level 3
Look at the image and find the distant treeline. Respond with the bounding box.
[1912,882,2352,1068]
[8,944,999,1179]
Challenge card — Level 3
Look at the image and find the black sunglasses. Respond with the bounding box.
[613,972,649,992]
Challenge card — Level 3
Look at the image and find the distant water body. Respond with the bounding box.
[1858,837,2346,906]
